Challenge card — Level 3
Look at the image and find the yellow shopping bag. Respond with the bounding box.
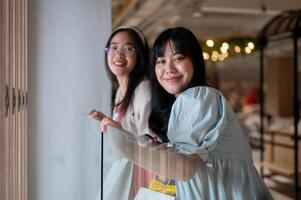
[149,177,176,196]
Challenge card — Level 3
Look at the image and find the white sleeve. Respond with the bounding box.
[132,80,152,136]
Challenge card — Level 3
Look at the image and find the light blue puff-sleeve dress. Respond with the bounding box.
[167,86,273,200]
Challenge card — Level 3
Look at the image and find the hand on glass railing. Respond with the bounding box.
[88,109,106,121]
[88,109,121,132]
[99,117,122,132]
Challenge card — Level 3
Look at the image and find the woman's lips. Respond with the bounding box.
[163,76,182,82]
[113,61,126,67]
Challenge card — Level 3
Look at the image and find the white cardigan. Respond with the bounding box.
[97,80,151,200]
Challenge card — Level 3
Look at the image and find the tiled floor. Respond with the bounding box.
[252,149,298,200]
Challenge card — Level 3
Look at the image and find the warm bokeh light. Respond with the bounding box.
[212,50,219,57]
[220,46,228,53]
[247,42,255,49]
[201,37,257,62]
[218,54,225,61]
[211,55,218,62]
[211,51,218,62]
[222,42,229,49]
[234,45,241,53]
[245,46,252,54]
[203,52,210,60]
[206,39,214,47]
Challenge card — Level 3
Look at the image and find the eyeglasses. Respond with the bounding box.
[105,45,136,56]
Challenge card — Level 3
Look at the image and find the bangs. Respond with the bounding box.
[153,37,169,58]
[153,32,191,58]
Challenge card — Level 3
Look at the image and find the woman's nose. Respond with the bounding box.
[116,48,126,57]
[165,61,176,74]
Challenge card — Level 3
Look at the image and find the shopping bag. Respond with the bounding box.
[134,187,176,200]
[148,177,176,196]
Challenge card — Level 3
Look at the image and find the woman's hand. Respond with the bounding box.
[100,117,122,132]
[137,134,166,148]
[88,109,121,132]
[88,109,106,121]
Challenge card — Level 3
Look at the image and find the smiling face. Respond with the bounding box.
[106,31,137,79]
[155,41,194,96]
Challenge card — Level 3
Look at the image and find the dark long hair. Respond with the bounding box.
[148,27,207,141]
[105,26,149,113]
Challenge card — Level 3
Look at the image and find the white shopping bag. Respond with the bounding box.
[134,187,176,200]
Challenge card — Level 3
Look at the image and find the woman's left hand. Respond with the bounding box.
[99,117,122,132]
[88,109,106,121]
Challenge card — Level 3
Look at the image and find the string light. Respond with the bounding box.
[248,42,255,49]
[222,52,229,58]
[245,46,252,54]
[206,39,214,47]
[234,46,241,53]
[211,55,218,62]
[218,54,225,61]
[220,46,228,53]
[200,37,258,62]
[203,52,210,60]
[222,42,229,49]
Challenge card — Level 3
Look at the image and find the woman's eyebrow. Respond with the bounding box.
[109,42,134,45]
[172,51,180,56]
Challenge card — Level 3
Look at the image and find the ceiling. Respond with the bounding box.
[112,0,301,45]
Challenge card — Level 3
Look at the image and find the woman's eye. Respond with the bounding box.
[174,56,184,63]
[125,46,135,52]
[156,59,165,65]
[110,46,119,51]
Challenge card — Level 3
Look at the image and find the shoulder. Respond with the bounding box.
[133,80,151,101]
[128,80,151,112]
[170,86,228,117]
[136,79,150,91]
[176,86,222,103]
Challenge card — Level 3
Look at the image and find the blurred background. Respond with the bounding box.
[111,0,300,104]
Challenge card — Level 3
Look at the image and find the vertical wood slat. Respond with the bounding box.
[20,0,25,199]
[16,0,21,199]
[24,1,28,199]
[0,0,4,198]
[23,0,28,199]
[10,1,16,200]
[1,0,27,199]
[4,0,10,199]
[22,0,27,199]
[15,0,22,199]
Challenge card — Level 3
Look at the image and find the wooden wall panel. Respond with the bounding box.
[4,1,10,199]
[265,56,294,117]
[0,0,27,199]
[0,0,4,198]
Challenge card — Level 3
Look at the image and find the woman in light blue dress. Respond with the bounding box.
[105,27,273,199]
[148,27,273,199]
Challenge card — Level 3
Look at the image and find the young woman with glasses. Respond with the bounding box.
[90,26,157,200]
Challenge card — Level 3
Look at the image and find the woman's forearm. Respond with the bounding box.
[107,126,203,181]
[131,144,202,181]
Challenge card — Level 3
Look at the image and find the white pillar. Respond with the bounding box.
[28,0,111,199]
